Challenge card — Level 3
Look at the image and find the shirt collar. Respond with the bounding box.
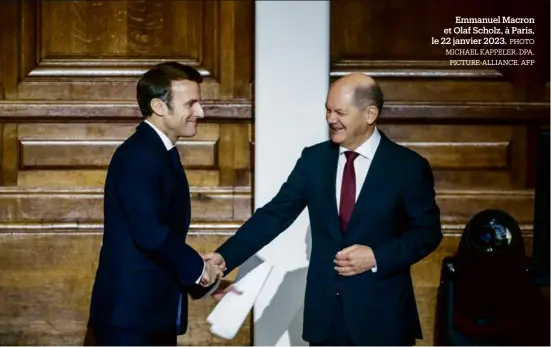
[339,127,381,160]
[144,119,174,151]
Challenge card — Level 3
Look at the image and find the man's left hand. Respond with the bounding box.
[334,244,376,276]
[212,279,242,301]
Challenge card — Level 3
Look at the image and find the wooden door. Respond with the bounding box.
[0,1,254,345]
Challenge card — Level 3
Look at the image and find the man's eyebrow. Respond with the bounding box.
[185,99,199,106]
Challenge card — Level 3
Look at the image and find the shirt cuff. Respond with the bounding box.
[195,261,206,284]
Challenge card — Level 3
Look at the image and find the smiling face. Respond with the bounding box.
[149,79,204,142]
[325,82,376,150]
[164,80,204,138]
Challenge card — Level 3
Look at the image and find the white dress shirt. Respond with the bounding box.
[336,127,381,271]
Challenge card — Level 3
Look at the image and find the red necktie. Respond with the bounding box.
[339,151,359,232]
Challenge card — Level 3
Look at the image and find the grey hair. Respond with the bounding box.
[353,83,384,114]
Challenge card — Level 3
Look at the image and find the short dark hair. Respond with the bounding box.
[353,83,384,115]
[137,62,203,117]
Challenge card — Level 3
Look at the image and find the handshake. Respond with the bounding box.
[198,252,240,300]
[199,252,225,287]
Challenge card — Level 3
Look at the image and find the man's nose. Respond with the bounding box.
[195,105,205,118]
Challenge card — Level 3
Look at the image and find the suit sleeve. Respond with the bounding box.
[372,156,442,278]
[186,279,220,300]
[216,148,310,274]
[115,151,205,287]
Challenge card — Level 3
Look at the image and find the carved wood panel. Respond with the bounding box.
[0,0,254,345]
[1,0,253,101]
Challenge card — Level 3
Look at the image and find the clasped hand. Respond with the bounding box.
[199,252,240,300]
[334,244,376,276]
[199,260,225,287]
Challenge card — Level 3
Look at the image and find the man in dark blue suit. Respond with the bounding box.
[88,62,224,346]
[205,73,443,345]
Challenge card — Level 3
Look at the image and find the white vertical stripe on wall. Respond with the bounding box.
[252,1,330,345]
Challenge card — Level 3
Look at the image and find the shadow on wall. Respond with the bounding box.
[252,226,312,346]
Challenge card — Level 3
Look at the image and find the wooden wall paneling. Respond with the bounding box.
[7,99,548,123]
[330,0,550,103]
[0,186,251,227]
[218,0,254,99]
[436,189,535,232]
[525,124,550,189]
[202,1,221,89]
[14,0,253,101]
[1,124,18,186]
[0,0,255,345]
[0,124,3,184]
[0,234,102,346]
[13,122,221,187]
[379,124,513,168]
[0,183,253,346]
[330,0,518,61]
[501,0,550,101]
[510,126,528,187]
[0,232,251,346]
[0,101,252,122]
[21,0,38,84]
[218,123,252,187]
[377,124,533,190]
[331,60,517,102]
[378,102,549,122]
[0,0,19,100]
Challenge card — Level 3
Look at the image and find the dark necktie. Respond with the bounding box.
[339,151,359,232]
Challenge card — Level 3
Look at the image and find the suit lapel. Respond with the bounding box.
[167,150,192,231]
[137,121,192,231]
[323,142,344,242]
[346,134,390,232]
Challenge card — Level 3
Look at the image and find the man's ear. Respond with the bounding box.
[365,106,379,125]
[150,98,168,116]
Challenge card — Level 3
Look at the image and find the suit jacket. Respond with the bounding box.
[216,132,443,345]
[88,121,210,334]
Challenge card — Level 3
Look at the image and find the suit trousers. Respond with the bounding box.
[307,295,417,346]
[92,325,177,346]
[309,295,354,346]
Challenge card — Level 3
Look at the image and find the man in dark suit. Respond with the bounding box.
[88,62,224,346]
[204,73,443,345]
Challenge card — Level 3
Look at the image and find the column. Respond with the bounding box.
[253,1,330,345]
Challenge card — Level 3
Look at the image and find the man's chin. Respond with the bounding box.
[330,133,345,144]
[180,127,197,138]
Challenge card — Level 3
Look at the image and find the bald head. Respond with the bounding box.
[330,73,384,114]
[333,72,376,87]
